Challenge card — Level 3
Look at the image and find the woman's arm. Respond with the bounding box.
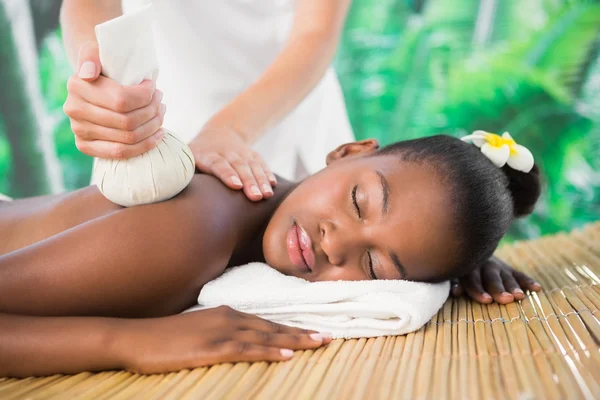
[0,176,253,318]
[192,0,353,200]
[0,308,330,378]
[0,313,122,377]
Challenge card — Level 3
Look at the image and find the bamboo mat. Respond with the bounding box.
[2,223,600,399]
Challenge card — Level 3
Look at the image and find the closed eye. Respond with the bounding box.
[367,252,377,280]
[352,185,361,219]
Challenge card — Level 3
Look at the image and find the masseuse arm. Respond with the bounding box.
[192,0,353,201]
[60,0,165,160]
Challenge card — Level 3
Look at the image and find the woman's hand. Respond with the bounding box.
[450,256,542,304]
[63,41,166,159]
[119,306,330,374]
[190,128,277,202]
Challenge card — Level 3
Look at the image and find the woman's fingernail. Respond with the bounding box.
[280,349,294,358]
[533,282,542,289]
[501,292,511,297]
[79,61,96,79]
[513,288,524,295]
[320,332,332,340]
[482,293,492,300]
[156,129,164,140]
[157,90,163,101]
[160,103,167,116]
[262,184,273,194]
[231,176,242,186]
[309,333,323,342]
[251,185,261,196]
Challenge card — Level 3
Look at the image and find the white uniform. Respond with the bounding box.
[122,0,354,180]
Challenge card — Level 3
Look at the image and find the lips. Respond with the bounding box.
[297,225,315,269]
[286,223,315,273]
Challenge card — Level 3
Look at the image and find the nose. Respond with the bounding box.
[319,220,361,266]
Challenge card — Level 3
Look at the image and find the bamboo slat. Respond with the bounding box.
[2,222,600,399]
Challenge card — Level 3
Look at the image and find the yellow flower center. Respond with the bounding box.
[484,132,517,155]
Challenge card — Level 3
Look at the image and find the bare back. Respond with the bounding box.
[0,175,290,318]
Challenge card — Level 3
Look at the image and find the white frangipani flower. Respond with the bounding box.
[461,130,534,173]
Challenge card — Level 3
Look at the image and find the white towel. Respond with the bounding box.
[0,193,12,201]
[188,263,449,339]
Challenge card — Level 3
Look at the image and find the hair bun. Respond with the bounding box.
[501,164,541,217]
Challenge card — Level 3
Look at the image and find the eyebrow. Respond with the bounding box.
[389,251,407,279]
[376,170,390,216]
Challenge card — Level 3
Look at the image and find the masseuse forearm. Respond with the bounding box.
[60,0,123,68]
[203,0,352,142]
[0,313,122,377]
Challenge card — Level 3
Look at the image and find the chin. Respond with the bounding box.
[262,215,293,269]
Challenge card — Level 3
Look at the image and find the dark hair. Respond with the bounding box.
[376,135,541,281]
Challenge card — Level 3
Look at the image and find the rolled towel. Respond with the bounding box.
[188,263,449,339]
[93,5,195,207]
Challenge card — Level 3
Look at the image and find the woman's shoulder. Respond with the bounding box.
[176,173,291,244]
[182,173,252,210]
[176,173,276,229]
[183,173,291,213]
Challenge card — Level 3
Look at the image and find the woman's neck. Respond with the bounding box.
[228,178,298,267]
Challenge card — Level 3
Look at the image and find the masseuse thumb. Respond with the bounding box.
[77,41,101,81]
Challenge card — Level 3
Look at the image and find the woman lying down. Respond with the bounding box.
[0,133,542,377]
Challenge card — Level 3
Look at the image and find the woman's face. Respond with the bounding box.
[263,140,460,283]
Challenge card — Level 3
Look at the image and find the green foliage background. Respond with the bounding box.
[0,0,599,241]
[335,0,600,241]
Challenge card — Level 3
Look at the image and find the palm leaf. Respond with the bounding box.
[386,0,481,141]
[508,2,600,98]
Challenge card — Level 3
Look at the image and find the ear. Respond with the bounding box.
[326,139,380,165]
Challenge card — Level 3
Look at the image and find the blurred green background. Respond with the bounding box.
[0,0,599,241]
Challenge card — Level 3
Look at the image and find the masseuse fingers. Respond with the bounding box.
[83,91,167,131]
[233,330,330,350]
[216,341,296,364]
[69,90,163,134]
[227,154,263,201]
[75,129,165,159]
[257,157,277,186]
[202,156,244,190]
[463,269,493,304]
[481,266,514,304]
[70,101,165,146]
[68,73,156,113]
[248,158,273,198]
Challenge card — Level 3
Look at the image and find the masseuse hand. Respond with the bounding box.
[119,306,331,374]
[450,256,542,304]
[63,41,166,159]
[190,128,278,202]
